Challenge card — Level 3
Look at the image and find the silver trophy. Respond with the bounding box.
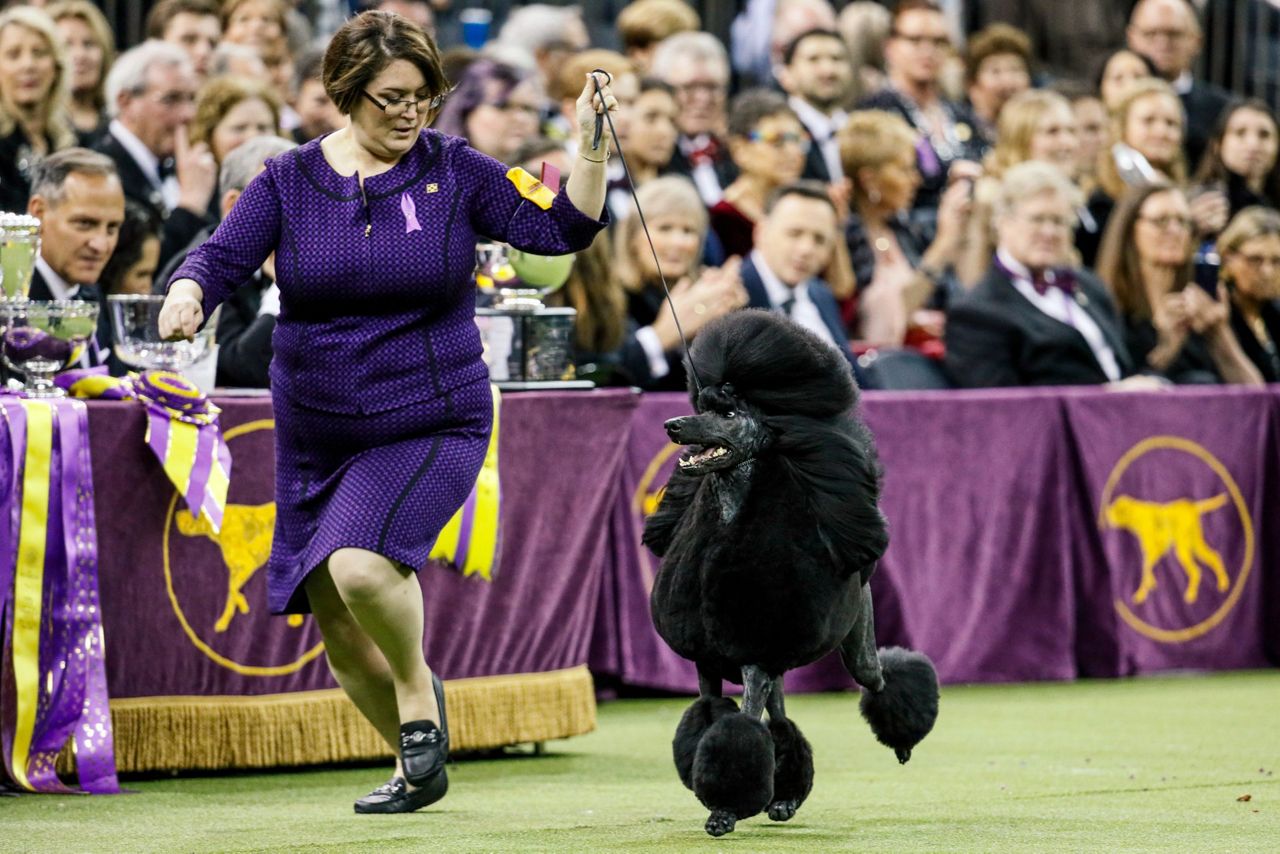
[108,293,215,371]
[0,212,41,300]
[0,300,100,397]
[474,242,592,390]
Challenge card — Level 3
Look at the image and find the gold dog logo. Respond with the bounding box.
[164,419,325,675]
[1098,437,1255,643]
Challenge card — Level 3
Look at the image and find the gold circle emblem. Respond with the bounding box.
[633,440,682,591]
[1098,436,1254,643]
[163,418,325,675]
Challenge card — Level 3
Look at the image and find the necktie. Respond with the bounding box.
[1030,268,1077,298]
[780,295,796,316]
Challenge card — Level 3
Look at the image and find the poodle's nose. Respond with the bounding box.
[664,417,688,441]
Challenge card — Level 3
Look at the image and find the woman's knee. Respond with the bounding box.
[328,548,400,604]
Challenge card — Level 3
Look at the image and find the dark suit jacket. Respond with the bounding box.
[1181,79,1232,171]
[740,254,858,372]
[93,130,209,273]
[945,265,1135,387]
[1228,290,1280,383]
[662,135,738,196]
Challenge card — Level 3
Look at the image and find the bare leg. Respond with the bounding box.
[839,584,884,693]
[740,665,772,718]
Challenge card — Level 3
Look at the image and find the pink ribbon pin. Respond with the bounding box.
[401,192,422,233]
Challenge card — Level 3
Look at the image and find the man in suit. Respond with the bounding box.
[777,29,852,186]
[1127,0,1232,170]
[24,148,125,366]
[741,181,856,370]
[945,162,1148,388]
[96,39,216,273]
[653,31,738,206]
[156,135,297,388]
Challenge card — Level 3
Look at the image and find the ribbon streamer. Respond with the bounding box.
[428,385,502,579]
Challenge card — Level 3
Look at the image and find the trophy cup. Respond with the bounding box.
[0,300,100,397]
[0,212,41,300]
[474,242,593,390]
[108,294,215,372]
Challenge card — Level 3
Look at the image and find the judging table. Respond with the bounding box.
[4,385,1279,775]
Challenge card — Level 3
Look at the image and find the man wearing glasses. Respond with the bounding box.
[95,40,215,270]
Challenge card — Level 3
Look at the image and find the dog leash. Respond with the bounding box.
[590,70,705,395]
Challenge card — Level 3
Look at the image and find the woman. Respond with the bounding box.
[1216,206,1280,381]
[616,175,747,390]
[1095,183,1262,385]
[710,89,808,258]
[159,11,616,814]
[190,76,282,166]
[433,59,543,165]
[47,0,113,141]
[628,79,680,186]
[1192,99,1280,223]
[1097,49,1156,111]
[0,7,76,212]
[958,90,1080,287]
[100,200,161,296]
[221,0,288,50]
[963,23,1032,144]
[839,109,972,348]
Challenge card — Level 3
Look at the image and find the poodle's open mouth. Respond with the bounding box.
[679,445,734,471]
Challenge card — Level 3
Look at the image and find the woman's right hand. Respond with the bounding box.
[158,279,205,340]
[651,257,747,350]
[932,177,975,259]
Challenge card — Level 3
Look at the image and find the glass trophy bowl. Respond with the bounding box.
[475,241,575,310]
[0,212,41,301]
[109,293,214,371]
[0,299,99,397]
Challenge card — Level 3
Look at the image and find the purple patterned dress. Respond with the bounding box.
[171,130,606,613]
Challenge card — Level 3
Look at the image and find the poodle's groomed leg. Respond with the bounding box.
[693,665,776,836]
[673,664,737,790]
[839,583,884,693]
[765,678,814,822]
[740,664,772,718]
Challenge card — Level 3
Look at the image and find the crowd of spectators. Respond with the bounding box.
[1,0,1278,391]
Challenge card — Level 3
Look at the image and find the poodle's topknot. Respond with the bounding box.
[685,310,857,418]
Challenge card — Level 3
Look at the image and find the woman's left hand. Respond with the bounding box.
[1182,284,1229,334]
[576,71,619,157]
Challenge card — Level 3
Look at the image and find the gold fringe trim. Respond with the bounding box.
[56,666,595,775]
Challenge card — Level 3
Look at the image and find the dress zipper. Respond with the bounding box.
[359,177,371,238]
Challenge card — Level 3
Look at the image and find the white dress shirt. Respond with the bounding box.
[34,256,79,300]
[787,96,847,182]
[108,119,180,211]
[750,250,837,348]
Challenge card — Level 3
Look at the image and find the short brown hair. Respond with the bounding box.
[221,0,287,32]
[617,0,700,52]
[190,76,282,161]
[892,0,944,28]
[552,49,635,103]
[964,23,1031,86]
[145,0,219,39]
[839,110,918,206]
[323,10,448,116]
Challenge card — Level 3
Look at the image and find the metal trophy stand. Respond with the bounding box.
[474,242,594,391]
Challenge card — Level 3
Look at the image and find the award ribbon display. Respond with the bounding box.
[428,385,502,580]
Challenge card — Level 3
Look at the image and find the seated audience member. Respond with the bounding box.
[190,76,281,168]
[1096,183,1264,385]
[840,109,973,348]
[742,181,857,368]
[145,0,221,85]
[490,4,589,98]
[836,1,892,104]
[617,0,701,75]
[964,23,1032,145]
[0,7,78,213]
[652,32,737,206]
[776,29,853,185]
[370,0,434,36]
[97,40,214,271]
[291,48,342,144]
[99,200,161,296]
[622,79,680,190]
[1216,206,1280,381]
[157,135,296,388]
[433,60,542,165]
[959,90,1081,287]
[616,176,747,390]
[1191,99,1280,226]
[1097,49,1157,112]
[258,34,299,131]
[209,41,267,81]
[945,162,1141,388]
[49,0,114,141]
[220,0,287,51]
[25,148,125,365]
[710,90,808,258]
[1051,80,1109,196]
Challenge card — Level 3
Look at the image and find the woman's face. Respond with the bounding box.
[0,23,56,111]
[1219,107,1279,184]
[351,59,433,160]
[635,211,703,280]
[1124,93,1183,171]
[1224,233,1280,301]
[1101,51,1151,110]
[211,97,277,162]
[1073,96,1108,176]
[55,16,102,95]
[628,89,679,169]
[734,112,807,185]
[117,237,160,296]
[465,78,541,163]
[224,0,283,48]
[972,53,1030,116]
[1134,189,1194,269]
[872,148,921,213]
[1028,102,1080,175]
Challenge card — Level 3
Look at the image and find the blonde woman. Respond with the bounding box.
[189,76,282,166]
[0,6,76,211]
[958,90,1079,287]
[1216,206,1280,381]
[48,0,114,139]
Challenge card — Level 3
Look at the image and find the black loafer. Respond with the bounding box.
[353,775,448,814]
[400,673,449,787]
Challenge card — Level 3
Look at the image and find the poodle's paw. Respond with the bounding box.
[705,810,737,837]
[768,799,799,822]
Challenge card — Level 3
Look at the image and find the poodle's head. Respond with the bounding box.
[665,382,772,475]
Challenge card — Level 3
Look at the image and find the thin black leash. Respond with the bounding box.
[589,70,705,395]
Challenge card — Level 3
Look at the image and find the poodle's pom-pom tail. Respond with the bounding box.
[859,647,939,764]
[692,714,775,820]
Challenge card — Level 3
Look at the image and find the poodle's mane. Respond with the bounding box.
[687,311,888,582]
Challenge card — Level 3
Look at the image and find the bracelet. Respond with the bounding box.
[579,148,610,163]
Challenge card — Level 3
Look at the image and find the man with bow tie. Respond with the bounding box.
[945,161,1155,388]
[93,40,216,273]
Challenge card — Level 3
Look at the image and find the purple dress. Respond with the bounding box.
[171,130,606,613]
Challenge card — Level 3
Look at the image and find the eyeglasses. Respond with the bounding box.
[1237,253,1280,270]
[497,101,542,119]
[672,81,723,98]
[1023,213,1075,230]
[1133,28,1189,43]
[145,89,196,108]
[891,31,950,50]
[747,130,811,152]
[362,88,450,117]
[1138,214,1195,232]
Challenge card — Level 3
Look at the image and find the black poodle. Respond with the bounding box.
[643,310,940,837]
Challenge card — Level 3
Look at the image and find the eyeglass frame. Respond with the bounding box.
[746,129,812,153]
[361,87,452,117]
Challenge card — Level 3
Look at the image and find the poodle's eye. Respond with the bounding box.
[725,410,737,419]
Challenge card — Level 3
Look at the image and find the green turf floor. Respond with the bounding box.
[2,671,1277,853]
